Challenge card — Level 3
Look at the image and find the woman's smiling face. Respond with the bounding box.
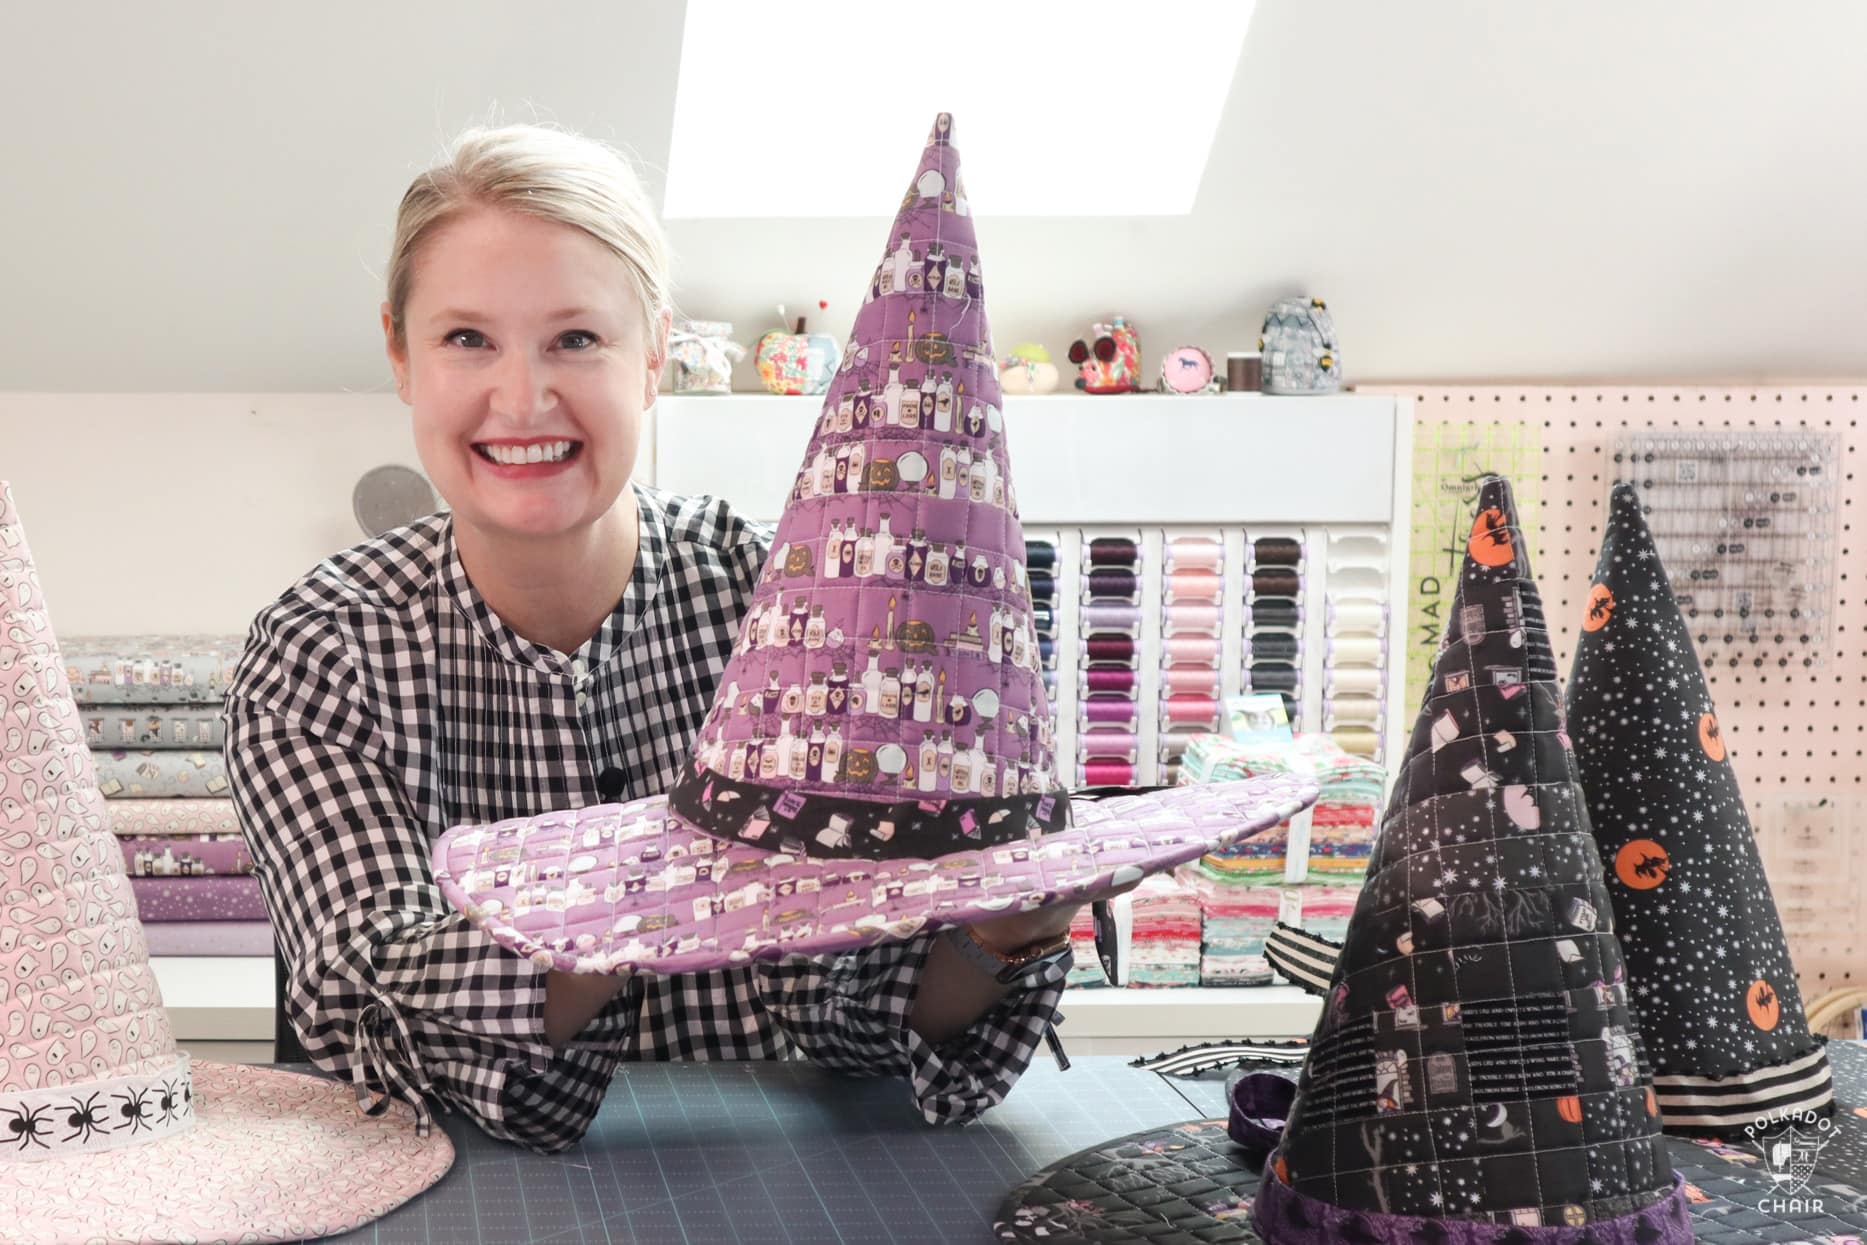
[385,206,664,541]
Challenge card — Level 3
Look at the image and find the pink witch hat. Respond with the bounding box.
[0,482,453,1244]
[431,114,1317,976]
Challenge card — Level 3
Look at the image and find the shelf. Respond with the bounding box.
[652,393,1401,525]
[150,955,274,1041]
[1054,985,1321,1040]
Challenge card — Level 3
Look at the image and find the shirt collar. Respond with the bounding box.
[438,482,667,680]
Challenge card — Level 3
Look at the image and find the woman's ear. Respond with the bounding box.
[644,306,673,406]
[382,301,411,404]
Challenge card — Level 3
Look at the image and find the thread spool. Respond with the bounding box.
[1248,599,1303,631]
[1162,666,1221,695]
[1083,635,1137,664]
[1326,665,1383,697]
[1252,536,1303,567]
[1081,604,1142,636]
[1326,565,1386,595]
[1027,570,1057,599]
[1080,700,1139,729]
[1163,538,1225,572]
[1251,568,1302,598]
[1024,542,1057,571]
[1085,668,1137,695]
[1327,534,1387,564]
[1247,664,1300,694]
[1033,604,1056,635]
[1081,760,1136,786]
[1329,725,1380,756]
[1078,731,1139,763]
[1085,537,1140,568]
[1244,632,1301,663]
[1326,634,1384,666]
[1085,567,1140,602]
[1164,570,1224,605]
[1163,636,1221,667]
[1163,695,1222,727]
[1328,599,1386,633]
[1162,603,1222,638]
[1326,694,1383,726]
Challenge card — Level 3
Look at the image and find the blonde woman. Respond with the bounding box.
[224,125,1079,1151]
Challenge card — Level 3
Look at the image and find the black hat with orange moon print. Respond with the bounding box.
[1565,482,1834,1133]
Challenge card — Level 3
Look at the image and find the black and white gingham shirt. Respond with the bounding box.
[224,483,1064,1153]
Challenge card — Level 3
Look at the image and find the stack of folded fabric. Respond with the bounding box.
[1126,872,1201,987]
[1175,732,1381,986]
[64,636,270,956]
[1176,732,1384,884]
[1185,876,1282,985]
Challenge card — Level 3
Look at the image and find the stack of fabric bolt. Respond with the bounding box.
[1176,731,1381,984]
[1065,904,1107,988]
[1125,872,1202,987]
[64,636,271,956]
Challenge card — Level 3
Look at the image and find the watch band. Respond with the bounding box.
[944,924,1073,986]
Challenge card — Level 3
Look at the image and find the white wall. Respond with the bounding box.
[1,0,1864,395]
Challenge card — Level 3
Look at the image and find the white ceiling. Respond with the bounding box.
[2,0,1865,394]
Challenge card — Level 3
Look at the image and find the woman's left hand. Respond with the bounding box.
[964,878,1142,956]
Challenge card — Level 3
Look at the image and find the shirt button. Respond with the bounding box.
[572,659,588,679]
[576,691,590,710]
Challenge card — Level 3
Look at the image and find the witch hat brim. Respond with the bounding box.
[433,775,1316,976]
[0,1061,452,1243]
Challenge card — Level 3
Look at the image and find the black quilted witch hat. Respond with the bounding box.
[1564,483,1834,1133]
[1252,477,1691,1243]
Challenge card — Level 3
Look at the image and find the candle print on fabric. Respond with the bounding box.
[430,116,1321,979]
[1252,477,1692,1244]
[1565,483,1834,1133]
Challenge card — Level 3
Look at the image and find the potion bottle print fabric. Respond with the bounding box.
[430,115,1317,978]
[1565,482,1834,1133]
[1252,477,1693,1244]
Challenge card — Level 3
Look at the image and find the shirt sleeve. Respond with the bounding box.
[223,603,631,1153]
[755,934,1067,1125]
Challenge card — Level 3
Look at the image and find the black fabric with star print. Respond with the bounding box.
[1259,476,1680,1233]
[1564,482,1833,1128]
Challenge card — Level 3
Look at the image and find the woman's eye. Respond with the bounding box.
[558,330,599,350]
[444,329,487,348]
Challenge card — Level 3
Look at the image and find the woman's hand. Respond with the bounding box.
[965,877,1143,957]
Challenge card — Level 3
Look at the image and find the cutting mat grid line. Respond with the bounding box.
[1363,383,1867,997]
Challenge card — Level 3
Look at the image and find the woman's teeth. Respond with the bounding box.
[474,440,579,465]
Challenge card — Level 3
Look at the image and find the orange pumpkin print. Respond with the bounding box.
[1583,583,1615,632]
[1614,839,1670,890]
[1698,712,1726,762]
[1556,1095,1583,1125]
[1747,979,1780,1031]
[1645,1087,1660,1117]
[1468,507,1515,567]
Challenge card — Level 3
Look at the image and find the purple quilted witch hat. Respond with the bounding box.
[431,114,1317,976]
[1252,478,1692,1244]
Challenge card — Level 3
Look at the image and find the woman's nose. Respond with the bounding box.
[491,349,554,421]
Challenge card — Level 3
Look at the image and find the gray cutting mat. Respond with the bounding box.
[327,1055,1223,1245]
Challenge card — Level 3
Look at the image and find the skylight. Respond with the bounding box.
[662,0,1253,218]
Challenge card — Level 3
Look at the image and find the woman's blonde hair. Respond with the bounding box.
[386,124,671,353]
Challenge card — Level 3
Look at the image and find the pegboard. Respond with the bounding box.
[1360,382,1867,997]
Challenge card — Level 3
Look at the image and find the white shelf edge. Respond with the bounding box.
[1055,984,1321,1039]
[150,955,274,1041]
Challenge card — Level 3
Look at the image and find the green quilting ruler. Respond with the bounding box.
[1405,420,1543,710]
